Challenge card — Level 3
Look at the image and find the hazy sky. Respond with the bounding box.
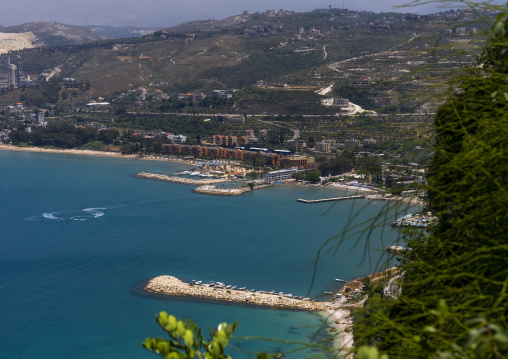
[1,0,469,28]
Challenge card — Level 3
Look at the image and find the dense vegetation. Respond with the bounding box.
[350,6,508,358]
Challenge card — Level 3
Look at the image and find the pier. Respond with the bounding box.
[135,172,227,186]
[296,195,365,203]
[145,276,334,311]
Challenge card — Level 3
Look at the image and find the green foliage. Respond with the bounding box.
[318,150,355,176]
[304,169,322,183]
[358,346,389,359]
[291,171,305,181]
[143,312,270,359]
[350,6,508,358]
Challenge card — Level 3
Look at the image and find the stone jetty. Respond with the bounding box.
[193,185,250,196]
[135,172,226,186]
[145,275,334,311]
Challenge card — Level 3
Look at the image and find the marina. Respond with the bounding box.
[390,213,435,227]
[145,276,336,311]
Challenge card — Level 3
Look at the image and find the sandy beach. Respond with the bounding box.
[0,143,199,165]
[0,143,134,158]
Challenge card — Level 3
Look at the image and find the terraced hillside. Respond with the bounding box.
[0,8,493,114]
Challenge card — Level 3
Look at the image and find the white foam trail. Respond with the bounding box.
[42,213,59,220]
[82,208,106,218]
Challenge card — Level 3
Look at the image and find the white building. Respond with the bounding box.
[315,141,330,152]
[86,102,110,110]
[265,168,298,181]
[168,134,187,143]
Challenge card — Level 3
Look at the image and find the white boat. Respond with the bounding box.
[190,171,200,176]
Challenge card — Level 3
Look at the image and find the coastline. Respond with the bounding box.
[146,275,355,355]
[0,143,134,158]
[323,309,354,357]
[0,143,197,165]
[1,144,423,204]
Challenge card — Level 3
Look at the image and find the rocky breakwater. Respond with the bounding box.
[145,275,334,311]
[135,172,226,186]
[193,185,250,196]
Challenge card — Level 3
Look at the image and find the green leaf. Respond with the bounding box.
[166,352,179,359]
[358,345,383,359]
[184,329,194,349]
[167,315,177,332]
[436,300,447,323]
[214,330,229,348]
[176,320,186,338]
[159,311,169,323]
[157,341,171,355]
[423,326,437,333]
[208,341,222,358]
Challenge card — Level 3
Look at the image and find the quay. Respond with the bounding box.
[145,276,334,311]
[296,195,365,203]
[135,172,226,186]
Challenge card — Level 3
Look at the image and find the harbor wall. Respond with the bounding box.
[145,275,333,311]
[135,172,226,185]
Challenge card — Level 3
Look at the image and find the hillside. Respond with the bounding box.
[162,13,252,33]
[85,25,159,39]
[0,9,494,115]
[0,22,108,47]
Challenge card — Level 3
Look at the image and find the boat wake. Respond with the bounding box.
[27,207,108,222]
[25,197,198,222]
[42,212,61,220]
[82,208,106,218]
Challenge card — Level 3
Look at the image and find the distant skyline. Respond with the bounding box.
[0,1,475,28]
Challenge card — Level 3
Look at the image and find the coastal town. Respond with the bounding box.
[1,4,497,359]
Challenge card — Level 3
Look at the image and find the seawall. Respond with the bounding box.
[193,185,250,196]
[135,172,226,185]
[145,275,334,311]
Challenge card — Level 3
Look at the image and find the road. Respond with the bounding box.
[253,117,300,140]
[328,33,420,72]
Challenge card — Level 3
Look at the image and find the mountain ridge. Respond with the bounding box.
[0,21,108,47]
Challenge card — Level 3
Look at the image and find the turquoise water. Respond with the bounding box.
[0,151,412,358]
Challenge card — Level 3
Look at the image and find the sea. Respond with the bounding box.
[0,150,414,359]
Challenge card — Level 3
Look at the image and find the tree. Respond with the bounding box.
[291,172,305,181]
[9,130,31,144]
[251,153,266,167]
[98,129,119,145]
[304,170,321,183]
